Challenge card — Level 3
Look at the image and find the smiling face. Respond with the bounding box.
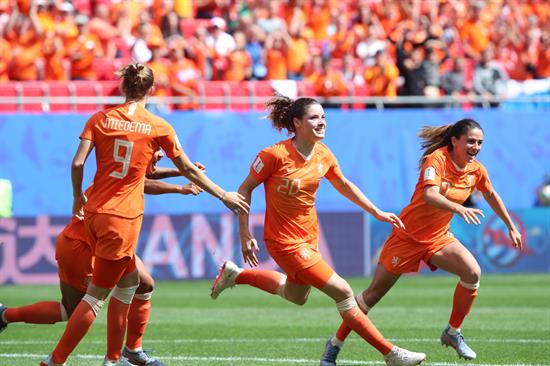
[293,103,326,142]
[450,127,483,168]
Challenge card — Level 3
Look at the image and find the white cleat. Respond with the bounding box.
[39,354,65,366]
[210,260,242,299]
[384,346,426,366]
[102,356,134,366]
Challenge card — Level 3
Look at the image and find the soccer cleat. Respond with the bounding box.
[102,356,135,366]
[122,347,167,366]
[210,260,242,299]
[384,346,426,366]
[441,326,477,360]
[0,304,7,333]
[319,337,341,365]
[39,354,66,366]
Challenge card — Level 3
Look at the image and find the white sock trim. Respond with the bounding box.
[459,280,480,290]
[331,335,344,348]
[276,276,287,298]
[112,285,139,305]
[59,303,68,321]
[134,291,153,301]
[125,346,143,353]
[82,294,105,316]
[355,294,371,313]
[336,297,357,312]
[447,325,460,335]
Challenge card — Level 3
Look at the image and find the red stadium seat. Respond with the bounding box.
[228,82,252,111]
[251,80,274,110]
[47,82,72,113]
[0,83,21,113]
[199,81,228,110]
[72,81,100,113]
[20,82,48,113]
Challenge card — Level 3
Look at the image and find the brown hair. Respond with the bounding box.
[115,63,154,101]
[418,118,482,167]
[265,95,320,133]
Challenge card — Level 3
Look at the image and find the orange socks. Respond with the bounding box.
[235,269,285,295]
[51,296,102,364]
[336,298,393,355]
[4,301,63,324]
[125,294,152,350]
[106,297,132,360]
[335,321,353,342]
[449,281,478,329]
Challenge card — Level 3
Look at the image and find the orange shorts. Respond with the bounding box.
[55,232,94,293]
[267,241,334,289]
[92,255,137,289]
[379,232,456,274]
[84,213,143,261]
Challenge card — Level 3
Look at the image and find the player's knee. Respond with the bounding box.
[287,292,309,305]
[137,278,154,294]
[462,265,481,284]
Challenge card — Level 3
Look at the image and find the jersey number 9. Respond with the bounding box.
[109,139,134,179]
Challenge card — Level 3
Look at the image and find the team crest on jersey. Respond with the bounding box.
[424,167,436,181]
[253,156,264,173]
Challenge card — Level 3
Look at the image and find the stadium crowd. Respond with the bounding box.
[0,0,549,106]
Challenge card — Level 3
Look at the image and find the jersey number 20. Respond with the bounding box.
[109,139,134,179]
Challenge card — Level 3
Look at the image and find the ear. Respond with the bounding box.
[148,85,156,96]
[293,116,301,130]
[450,135,458,147]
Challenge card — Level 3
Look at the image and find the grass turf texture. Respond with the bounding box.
[0,274,548,365]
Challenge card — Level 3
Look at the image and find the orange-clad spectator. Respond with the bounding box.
[284,0,307,30]
[223,31,252,81]
[305,54,323,84]
[286,27,310,80]
[305,0,331,40]
[363,50,400,97]
[146,37,171,112]
[69,15,102,80]
[0,23,11,81]
[35,0,54,33]
[55,2,79,49]
[536,33,550,78]
[167,39,200,110]
[88,2,119,60]
[205,17,236,80]
[329,11,354,59]
[458,4,491,60]
[188,26,213,80]
[5,2,43,81]
[160,8,183,38]
[111,0,145,32]
[257,0,285,34]
[313,58,347,107]
[174,0,194,19]
[42,31,67,81]
[265,30,289,80]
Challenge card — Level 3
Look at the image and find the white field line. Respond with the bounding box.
[0,337,548,345]
[0,353,547,366]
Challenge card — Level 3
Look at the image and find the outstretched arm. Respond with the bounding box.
[144,179,202,196]
[238,174,261,267]
[329,177,405,230]
[424,185,485,224]
[482,189,523,250]
[171,153,249,214]
[71,139,94,218]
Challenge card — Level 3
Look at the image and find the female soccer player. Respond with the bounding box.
[211,95,426,366]
[0,152,203,366]
[41,63,248,366]
[320,118,523,365]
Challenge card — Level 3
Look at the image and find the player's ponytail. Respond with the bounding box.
[265,95,320,134]
[418,118,482,168]
[116,63,154,101]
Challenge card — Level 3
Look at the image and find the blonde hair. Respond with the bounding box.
[418,118,482,167]
[115,63,154,101]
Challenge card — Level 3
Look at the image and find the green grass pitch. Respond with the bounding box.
[0,274,549,365]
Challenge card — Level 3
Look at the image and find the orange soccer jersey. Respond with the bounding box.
[250,139,344,256]
[395,146,493,245]
[81,102,182,219]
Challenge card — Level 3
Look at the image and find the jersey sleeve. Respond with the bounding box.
[475,163,493,193]
[79,112,102,142]
[324,149,345,181]
[155,121,183,159]
[421,153,444,188]
[249,148,277,183]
